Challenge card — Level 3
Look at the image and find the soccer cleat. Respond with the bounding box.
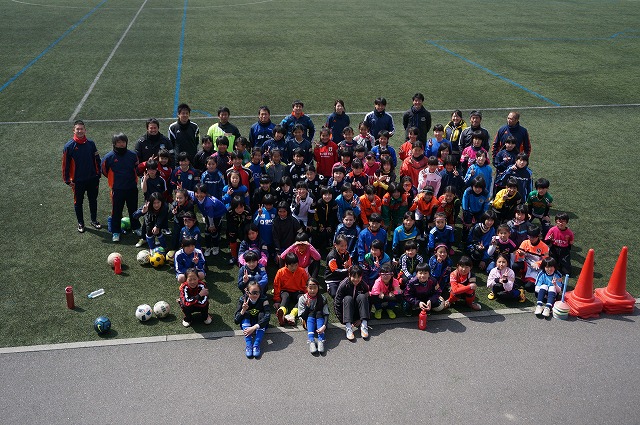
[204,315,212,325]
[542,306,551,317]
[534,304,544,315]
[519,288,526,303]
[361,324,369,339]
[309,340,317,354]
[182,319,190,327]
[77,223,85,233]
[90,221,102,230]
[211,247,220,255]
[135,239,146,247]
[316,339,325,353]
[374,309,382,320]
[245,345,253,358]
[487,291,496,300]
[112,233,120,242]
[386,309,396,319]
[346,327,355,340]
[276,307,286,326]
[252,345,262,358]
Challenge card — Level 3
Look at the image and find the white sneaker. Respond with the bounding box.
[182,319,190,327]
[135,238,145,247]
[317,339,325,353]
[204,248,212,256]
[211,246,220,255]
[308,340,317,354]
[361,324,369,339]
[112,233,120,242]
[534,305,544,315]
[204,315,212,325]
[346,327,355,340]
[542,306,551,317]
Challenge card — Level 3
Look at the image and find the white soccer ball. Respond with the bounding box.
[135,304,153,322]
[136,250,150,265]
[153,301,171,318]
[107,252,123,267]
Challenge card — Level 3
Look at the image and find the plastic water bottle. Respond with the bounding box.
[65,286,75,309]
[418,310,428,330]
[88,288,105,299]
[113,257,122,275]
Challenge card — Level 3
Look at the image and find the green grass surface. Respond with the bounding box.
[0,0,638,347]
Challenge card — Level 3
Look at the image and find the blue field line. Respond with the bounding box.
[0,0,108,94]
[427,41,561,107]
[173,0,188,117]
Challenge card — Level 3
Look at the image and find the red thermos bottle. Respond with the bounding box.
[65,286,75,309]
[114,256,122,275]
[418,310,428,330]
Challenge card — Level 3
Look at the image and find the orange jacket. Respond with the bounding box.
[410,192,440,219]
[359,194,382,225]
[273,266,309,302]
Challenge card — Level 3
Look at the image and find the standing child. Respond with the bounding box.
[534,258,563,317]
[333,210,361,259]
[193,135,215,172]
[381,182,409,241]
[466,211,497,271]
[370,263,402,319]
[235,282,270,358]
[265,148,288,188]
[263,126,289,164]
[253,194,278,264]
[211,136,232,177]
[188,184,226,256]
[436,185,461,227]
[335,183,361,222]
[463,150,492,195]
[373,157,396,198]
[527,178,553,235]
[200,156,225,201]
[297,278,330,354]
[513,225,550,292]
[392,211,419,260]
[459,131,488,175]
[425,124,450,157]
[486,224,518,270]
[495,152,532,202]
[170,188,195,249]
[291,181,315,233]
[178,212,201,250]
[371,130,397,167]
[508,204,531,248]
[417,156,442,195]
[461,176,490,242]
[170,151,200,192]
[353,122,375,152]
[141,160,168,202]
[544,212,574,276]
[227,195,252,266]
[272,200,301,261]
[346,159,368,197]
[487,253,524,302]
[313,127,339,178]
[334,266,370,340]
[314,186,338,249]
[428,212,455,256]
[178,268,212,327]
[273,253,309,326]
[448,256,482,310]
[439,156,464,198]
[361,239,391,289]
[221,169,249,209]
[356,213,387,263]
[245,147,266,193]
[491,178,522,224]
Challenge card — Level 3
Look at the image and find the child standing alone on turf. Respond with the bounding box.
[235,281,270,358]
[297,278,330,354]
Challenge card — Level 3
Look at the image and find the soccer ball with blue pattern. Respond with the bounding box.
[94,316,111,334]
[135,304,153,322]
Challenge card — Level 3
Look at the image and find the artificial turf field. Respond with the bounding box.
[0,0,638,347]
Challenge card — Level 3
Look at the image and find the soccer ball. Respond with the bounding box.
[135,304,153,321]
[94,316,111,334]
[107,252,123,267]
[153,246,166,255]
[149,252,165,268]
[153,301,171,318]
[121,217,131,231]
[136,250,150,265]
[166,250,176,264]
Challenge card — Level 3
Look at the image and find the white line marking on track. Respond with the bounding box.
[10,0,273,9]
[69,0,149,122]
[2,103,638,126]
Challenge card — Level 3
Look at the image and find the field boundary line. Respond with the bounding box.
[11,0,273,10]
[427,41,561,107]
[0,0,108,94]
[2,103,640,126]
[69,0,150,122]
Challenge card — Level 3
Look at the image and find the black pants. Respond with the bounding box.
[280,291,303,311]
[181,304,209,323]
[72,177,99,225]
[111,188,140,233]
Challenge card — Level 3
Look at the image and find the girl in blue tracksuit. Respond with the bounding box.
[187,184,226,256]
[534,258,563,317]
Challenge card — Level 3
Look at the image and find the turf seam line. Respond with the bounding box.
[69,0,149,122]
[0,0,109,95]
[2,299,638,354]
[173,0,189,118]
[2,104,640,126]
[427,40,562,107]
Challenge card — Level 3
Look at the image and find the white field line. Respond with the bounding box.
[68,0,149,122]
[2,103,639,126]
[10,0,273,9]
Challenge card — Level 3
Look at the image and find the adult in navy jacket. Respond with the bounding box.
[402,93,431,143]
[280,100,315,142]
[101,133,141,241]
[62,120,102,233]
[249,106,275,150]
[364,97,395,140]
[492,111,531,158]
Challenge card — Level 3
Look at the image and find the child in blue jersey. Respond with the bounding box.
[495,153,532,202]
[297,278,330,354]
[221,169,249,209]
[428,212,455,256]
[170,151,200,192]
[237,250,268,293]
[429,244,453,299]
[372,130,397,167]
[492,136,517,190]
[200,156,225,200]
[333,210,361,259]
[508,204,531,248]
[327,165,347,199]
[188,183,226,257]
[356,213,387,263]
[466,211,497,271]
[179,212,201,249]
[235,281,270,358]
[461,176,490,242]
[245,147,265,192]
[253,194,277,257]
[463,150,492,194]
[174,237,206,283]
[392,211,419,260]
[534,258,563,317]
[335,182,361,222]
[263,125,289,164]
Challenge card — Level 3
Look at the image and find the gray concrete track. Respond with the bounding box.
[1,311,638,424]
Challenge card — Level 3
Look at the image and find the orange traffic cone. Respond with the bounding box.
[595,247,636,314]
[565,249,603,318]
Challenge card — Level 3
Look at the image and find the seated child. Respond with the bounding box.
[429,244,453,300]
[237,251,268,293]
[359,185,382,228]
[174,237,206,283]
[404,262,447,315]
[507,204,531,248]
[335,182,361,223]
[513,225,550,292]
[491,177,522,224]
[178,268,212,327]
[527,177,553,235]
[486,224,518,271]
[487,253,524,302]
[238,223,268,268]
[448,256,481,310]
[544,212,574,276]
[234,281,270,358]
[392,211,419,260]
[334,266,370,340]
[428,212,455,256]
[361,239,391,288]
[410,185,440,237]
[334,210,361,259]
[463,150,492,196]
[280,232,321,278]
[466,211,497,270]
[398,240,423,289]
[178,211,201,250]
[534,258,563,317]
[273,253,309,326]
[325,235,353,298]
[370,263,402,319]
[297,278,330,354]
[170,188,195,249]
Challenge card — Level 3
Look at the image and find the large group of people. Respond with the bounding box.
[62,94,575,357]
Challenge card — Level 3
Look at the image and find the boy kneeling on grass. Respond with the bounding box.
[178,268,212,327]
[448,256,482,311]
